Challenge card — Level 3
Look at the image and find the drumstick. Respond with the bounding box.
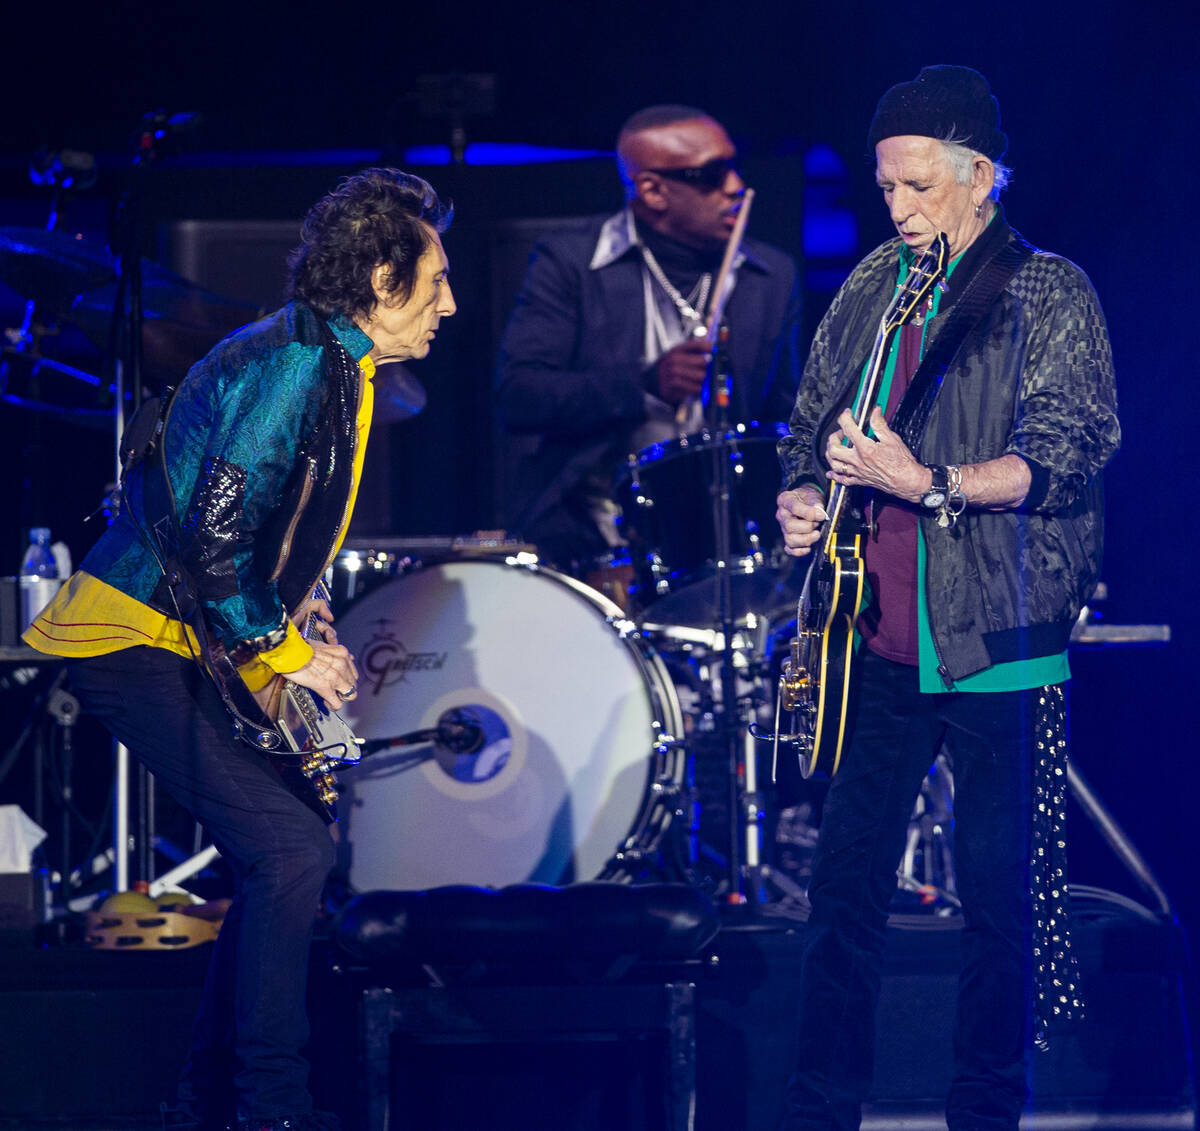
[675,187,755,427]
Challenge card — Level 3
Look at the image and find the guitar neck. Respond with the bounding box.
[821,323,894,558]
[298,578,332,644]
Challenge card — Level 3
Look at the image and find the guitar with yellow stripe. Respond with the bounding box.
[772,233,949,778]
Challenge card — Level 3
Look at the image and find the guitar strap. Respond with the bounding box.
[890,234,1035,459]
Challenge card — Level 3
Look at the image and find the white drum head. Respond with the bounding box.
[336,559,674,890]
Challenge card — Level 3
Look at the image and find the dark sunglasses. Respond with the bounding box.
[647,156,738,191]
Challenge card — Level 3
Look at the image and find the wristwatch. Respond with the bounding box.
[921,464,949,509]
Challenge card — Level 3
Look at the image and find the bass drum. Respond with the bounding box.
[334,557,685,891]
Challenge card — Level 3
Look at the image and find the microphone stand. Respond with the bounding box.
[109,112,197,894]
[704,331,781,910]
[679,189,766,910]
[706,328,748,906]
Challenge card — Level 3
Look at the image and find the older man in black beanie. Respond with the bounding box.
[774,66,1119,1130]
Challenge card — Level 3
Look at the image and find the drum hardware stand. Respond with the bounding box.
[1066,761,1171,917]
[701,328,746,905]
[701,328,798,910]
[0,663,86,913]
[897,753,961,912]
[46,676,82,909]
[728,627,811,910]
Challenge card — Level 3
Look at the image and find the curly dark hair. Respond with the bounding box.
[287,168,453,320]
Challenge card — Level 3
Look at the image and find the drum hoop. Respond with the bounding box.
[620,420,788,478]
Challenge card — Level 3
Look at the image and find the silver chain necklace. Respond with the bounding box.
[639,244,712,327]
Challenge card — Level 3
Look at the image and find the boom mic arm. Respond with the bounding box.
[361,709,485,757]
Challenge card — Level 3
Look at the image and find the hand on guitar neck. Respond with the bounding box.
[823,405,1032,510]
[823,405,930,502]
[252,595,360,715]
[775,402,938,557]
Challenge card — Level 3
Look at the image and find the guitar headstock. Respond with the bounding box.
[883,232,950,333]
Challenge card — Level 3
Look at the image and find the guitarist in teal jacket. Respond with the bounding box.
[25,168,456,1131]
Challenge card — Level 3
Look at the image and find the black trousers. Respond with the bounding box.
[69,647,335,1123]
[781,650,1040,1131]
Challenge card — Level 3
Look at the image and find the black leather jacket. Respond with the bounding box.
[781,216,1120,683]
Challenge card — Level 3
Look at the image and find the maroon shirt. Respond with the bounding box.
[858,319,925,665]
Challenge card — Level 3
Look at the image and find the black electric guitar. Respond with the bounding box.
[773,233,950,779]
[205,579,364,821]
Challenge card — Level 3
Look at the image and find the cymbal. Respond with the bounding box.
[0,227,117,316]
[72,273,259,377]
[0,348,114,430]
[0,226,260,377]
[373,361,426,422]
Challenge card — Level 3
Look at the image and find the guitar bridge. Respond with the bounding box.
[779,637,813,712]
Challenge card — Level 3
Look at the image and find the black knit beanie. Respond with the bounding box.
[866,65,1008,161]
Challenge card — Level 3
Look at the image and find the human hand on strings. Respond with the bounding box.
[825,406,929,503]
[285,639,360,709]
[290,595,338,644]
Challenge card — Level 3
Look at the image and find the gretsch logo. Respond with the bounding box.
[361,625,447,694]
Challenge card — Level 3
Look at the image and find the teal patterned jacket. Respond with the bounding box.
[82,301,371,651]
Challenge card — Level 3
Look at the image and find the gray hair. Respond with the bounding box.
[940,135,1012,199]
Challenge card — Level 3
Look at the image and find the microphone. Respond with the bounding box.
[140,109,204,136]
[134,111,204,162]
[434,710,486,754]
[360,710,486,757]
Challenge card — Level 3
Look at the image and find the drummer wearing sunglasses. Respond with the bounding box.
[496,105,801,585]
[621,118,749,407]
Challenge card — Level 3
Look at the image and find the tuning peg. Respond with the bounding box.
[937,279,949,294]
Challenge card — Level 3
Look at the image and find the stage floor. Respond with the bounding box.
[0,891,1194,1131]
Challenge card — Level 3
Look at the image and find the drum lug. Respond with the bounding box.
[648,552,671,596]
[605,614,640,639]
[746,520,764,567]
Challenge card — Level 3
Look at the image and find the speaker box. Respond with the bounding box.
[0,946,208,1118]
[168,218,301,312]
[695,892,1196,1130]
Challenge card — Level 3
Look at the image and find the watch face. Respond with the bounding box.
[923,490,947,509]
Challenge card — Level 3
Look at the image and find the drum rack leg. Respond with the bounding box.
[1067,762,1172,917]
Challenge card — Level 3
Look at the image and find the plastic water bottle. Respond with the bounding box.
[19,526,62,631]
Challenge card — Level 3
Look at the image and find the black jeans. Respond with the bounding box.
[69,647,335,1122]
[781,651,1038,1131]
